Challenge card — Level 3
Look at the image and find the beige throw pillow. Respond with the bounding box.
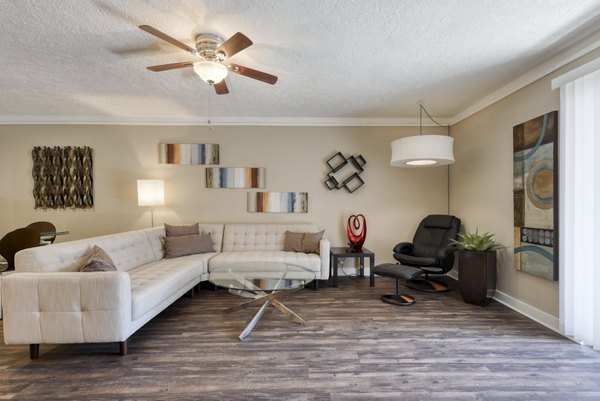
[80,245,117,272]
[164,234,214,259]
[283,230,324,254]
[165,222,200,237]
[302,230,325,254]
[283,231,305,252]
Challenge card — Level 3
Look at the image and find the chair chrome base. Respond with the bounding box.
[381,293,416,306]
[405,277,450,293]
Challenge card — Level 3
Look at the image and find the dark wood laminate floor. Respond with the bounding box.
[1,276,600,400]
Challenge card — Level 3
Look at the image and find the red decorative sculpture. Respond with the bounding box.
[347,214,367,251]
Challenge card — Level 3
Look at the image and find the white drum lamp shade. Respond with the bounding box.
[390,135,454,167]
[137,180,164,227]
[137,180,165,206]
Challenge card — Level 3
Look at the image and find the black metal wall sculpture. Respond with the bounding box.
[324,152,366,193]
[32,146,94,209]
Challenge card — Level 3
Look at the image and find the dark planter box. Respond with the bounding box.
[458,250,497,306]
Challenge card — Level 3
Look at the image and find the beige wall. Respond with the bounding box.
[0,124,449,266]
[450,48,600,318]
[450,81,559,316]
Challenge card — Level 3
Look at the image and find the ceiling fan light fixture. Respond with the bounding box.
[193,61,228,84]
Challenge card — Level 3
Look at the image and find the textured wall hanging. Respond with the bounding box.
[513,111,558,281]
[247,192,308,213]
[159,143,219,165]
[206,167,266,188]
[324,152,366,193]
[32,146,94,209]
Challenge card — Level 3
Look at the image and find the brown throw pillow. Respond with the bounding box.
[283,230,324,254]
[283,231,305,252]
[302,230,325,254]
[80,245,117,272]
[164,234,214,259]
[165,223,199,237]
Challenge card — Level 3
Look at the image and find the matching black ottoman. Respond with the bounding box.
[373,263,423,306]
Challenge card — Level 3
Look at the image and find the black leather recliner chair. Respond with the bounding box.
[393,214,461,292]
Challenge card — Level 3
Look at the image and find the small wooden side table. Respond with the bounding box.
[329,247,375,288]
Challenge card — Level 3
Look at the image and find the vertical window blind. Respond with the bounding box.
[553,62,600,349]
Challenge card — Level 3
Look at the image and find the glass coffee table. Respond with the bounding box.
[209,262,315,340]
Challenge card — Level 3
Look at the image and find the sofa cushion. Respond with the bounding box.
[209,251,322,273]
[143,225,225,260]
[128,253,215,320]
[79,245,117,272]
[165,223,199,237]
[222,224,322,252]
[15,230,157,273]
[164,234,214,259]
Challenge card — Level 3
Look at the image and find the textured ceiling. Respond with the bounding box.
[1,0,600,123]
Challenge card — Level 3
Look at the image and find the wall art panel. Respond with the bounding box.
[32,146,94,209]
[247,192,308,213]
[513,111,558,281]
[324,152,366,193]
[159,143,219,165]
[206,167,265,188]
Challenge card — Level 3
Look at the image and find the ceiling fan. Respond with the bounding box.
[139,25,278,95]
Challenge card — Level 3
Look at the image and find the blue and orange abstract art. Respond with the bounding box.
[206,167,266,189]
[159,143,219,165]
[247,192,308,213]
[513,111,558,281]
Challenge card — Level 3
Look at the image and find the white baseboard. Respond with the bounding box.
[493,291,560,333]
[446,270,561,334]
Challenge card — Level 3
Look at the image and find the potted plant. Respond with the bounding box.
[451,230,505,306]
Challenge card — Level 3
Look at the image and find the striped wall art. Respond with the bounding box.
[247,192,308,213]
[206,167,266,189]
[159,143,219,165]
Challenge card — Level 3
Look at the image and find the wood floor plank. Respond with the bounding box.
[1,276,600,400]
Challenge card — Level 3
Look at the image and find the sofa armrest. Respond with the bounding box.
[319,237,331,280]
[2,272,131,345]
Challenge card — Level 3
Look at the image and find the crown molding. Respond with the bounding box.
[0,115,450,127]
[448,28,600,125]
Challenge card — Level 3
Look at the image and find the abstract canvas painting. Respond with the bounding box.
[206,167,266,188]
[247,192,308,213]
[513,111,558,281]
[159,143,219,165]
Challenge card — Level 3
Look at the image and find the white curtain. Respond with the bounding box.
[556,65,600,349]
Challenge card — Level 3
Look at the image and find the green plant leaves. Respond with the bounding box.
[449,229,505,252]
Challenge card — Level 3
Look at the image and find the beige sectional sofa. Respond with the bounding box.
[1,223,329,358]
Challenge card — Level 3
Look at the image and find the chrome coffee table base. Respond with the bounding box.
[209,263,315,341]
[225,288,304,340]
